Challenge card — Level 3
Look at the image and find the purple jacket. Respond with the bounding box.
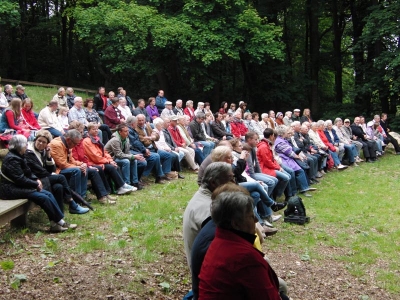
[274,136,301,171]
[146,105,159,120]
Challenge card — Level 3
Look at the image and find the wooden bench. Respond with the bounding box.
[0,199,35,227]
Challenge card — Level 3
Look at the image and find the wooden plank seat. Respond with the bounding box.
[0,199,36,227]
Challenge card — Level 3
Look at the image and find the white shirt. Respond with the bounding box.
[38,106,63,131]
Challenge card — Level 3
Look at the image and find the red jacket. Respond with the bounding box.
[317,129,335,151]
[168,125,185,147]
[231,118,248,138]
[184,107,195,121]
[21,109,40,130]
[256,138,281,177]
[199,227,281,300]
[104,105,125,129]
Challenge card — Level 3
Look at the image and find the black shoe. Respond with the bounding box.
[311,178,319,184]
[132,183,144,190]
[155,177,166,184]
[178,174,185,179]
[271,202,286,212]
[160,175,172,181]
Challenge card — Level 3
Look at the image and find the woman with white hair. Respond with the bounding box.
[366,121,384,155]
[333,118,362,163]
[184,100,195,121]
[283,111,293,126]
[243,112,263,139]
[0,135,77,232]
[324,120,346,162]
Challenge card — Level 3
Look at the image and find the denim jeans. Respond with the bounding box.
[156,149,172,174]
[133,150,165,178]
[252,173,278,196]
[329,150,341,166]
[198,141,214,158]
[193,147,205,165]
[47,127,63,137]
[28,190,64,222]
[60,167,88,198]
[239,181,274,218]
[343,144,356,163]
[115,158,138,185]
[294,168,309,192]
[274,168,291,197]
[305,154,318,180]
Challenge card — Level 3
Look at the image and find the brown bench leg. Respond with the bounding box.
[10,214,28,227]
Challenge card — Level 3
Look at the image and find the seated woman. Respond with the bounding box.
[69,121,133,204]
[25,130,89,214]
[183,100,195,121]
[243,112,263,139]
[324,120,347,163]
[21,98,41,131]
[0,98,32,140]
[366,121,384,155]
[83,98,112,144]
[332,118,360,165]
[83,122,142,194]
[152,117,183,179]
[274,125,316,197]
[316,120,347,170]
[198,190,283,300]
[145,97,159,121]
[0,135,77,232]
[118,97,132,120]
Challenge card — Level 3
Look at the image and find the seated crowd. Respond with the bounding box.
[2,84,400,298]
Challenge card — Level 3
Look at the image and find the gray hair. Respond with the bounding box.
[136,114,145,121]
[9,135,28,152]
[261,113,268,119]
[275,125,289,137]
[58,87,65,93]
[66,87,74,93]
[153,117,164,127]
[176,99,182,104]
[201,162,232,190]
[211,146,232,162]
[334,118,342,125]
[126,115,137,125]
[211,191,254,229]
[317,120,325,127]
[291,121,301,127]
[74,97,83,104]
[324,120,332,127]
[243,112,252,119]
[186,100,193,106]
[4,84,12,91]
[65,129,82,140]
[197,102,204,107]
[285,111,292,117]
[196,112,205,119]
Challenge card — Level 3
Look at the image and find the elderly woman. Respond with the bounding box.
[231,110,248,140]
[25,129,89,214]
[145,97,159,121]
[0,135,77,232]
[274,125,316,196]
[333,118,361,164]
[366,121,384,155]
[198,191,282,299]
[315,120,347,170]
[275,112,284,125]
[118,97,132,120]
[153,117,183,179]
[183,100,195,121]
[324,120,346,162]
[243,112,263,139]
[194,102,205,116]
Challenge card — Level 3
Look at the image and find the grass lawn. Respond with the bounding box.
[0,85,400,299]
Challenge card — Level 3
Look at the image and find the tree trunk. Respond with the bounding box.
[308,0,320,115]
[332,0,343,103]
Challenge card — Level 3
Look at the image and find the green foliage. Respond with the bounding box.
[0,0,20,27]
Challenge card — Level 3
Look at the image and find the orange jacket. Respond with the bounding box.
[49,137,81,173]
[83,137,113,167]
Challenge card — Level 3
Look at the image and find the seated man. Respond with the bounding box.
[38,100,65,137]
[160,101,175,119]
[178,115,205,165]
[135,114,174,180]
[105,124,144,188]
[3,84,14,102]
[52,87,68,109]
[93,86,108,118]
[14,85,28,101]
[133,99,151,123]
[66,87,76,109]
[189,112,215,158]
[49,129,89,201]
[211,112,233,140]
[377,114,400,155]
[68,97,89,126]
[351,117,378,163]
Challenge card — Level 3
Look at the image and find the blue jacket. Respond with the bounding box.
[128,126,147,154]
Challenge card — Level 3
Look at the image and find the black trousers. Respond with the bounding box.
[384,133,400,152]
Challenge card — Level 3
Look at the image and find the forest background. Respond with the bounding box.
[0,0,399,123]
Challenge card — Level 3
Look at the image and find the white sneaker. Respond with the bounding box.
[263,219,274,228]
[123,184,137,191]
[117,187,132,195]
[272,215,282,222]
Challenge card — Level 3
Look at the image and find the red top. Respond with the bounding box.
[5,110,23,131]
[104,105,125,129]
[256,138,281,177]
[168,125,185,147]
[184,107,195,121]
[21,108,41,130]
[101,95,108,110]
[71,140,89,164]
[199,227,281,300]
[317,129,335,151]
[231,119,248,138]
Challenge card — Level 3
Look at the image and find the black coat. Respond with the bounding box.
[0,150,38,199]
[189,120,206,142]
[350,124,366,141]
